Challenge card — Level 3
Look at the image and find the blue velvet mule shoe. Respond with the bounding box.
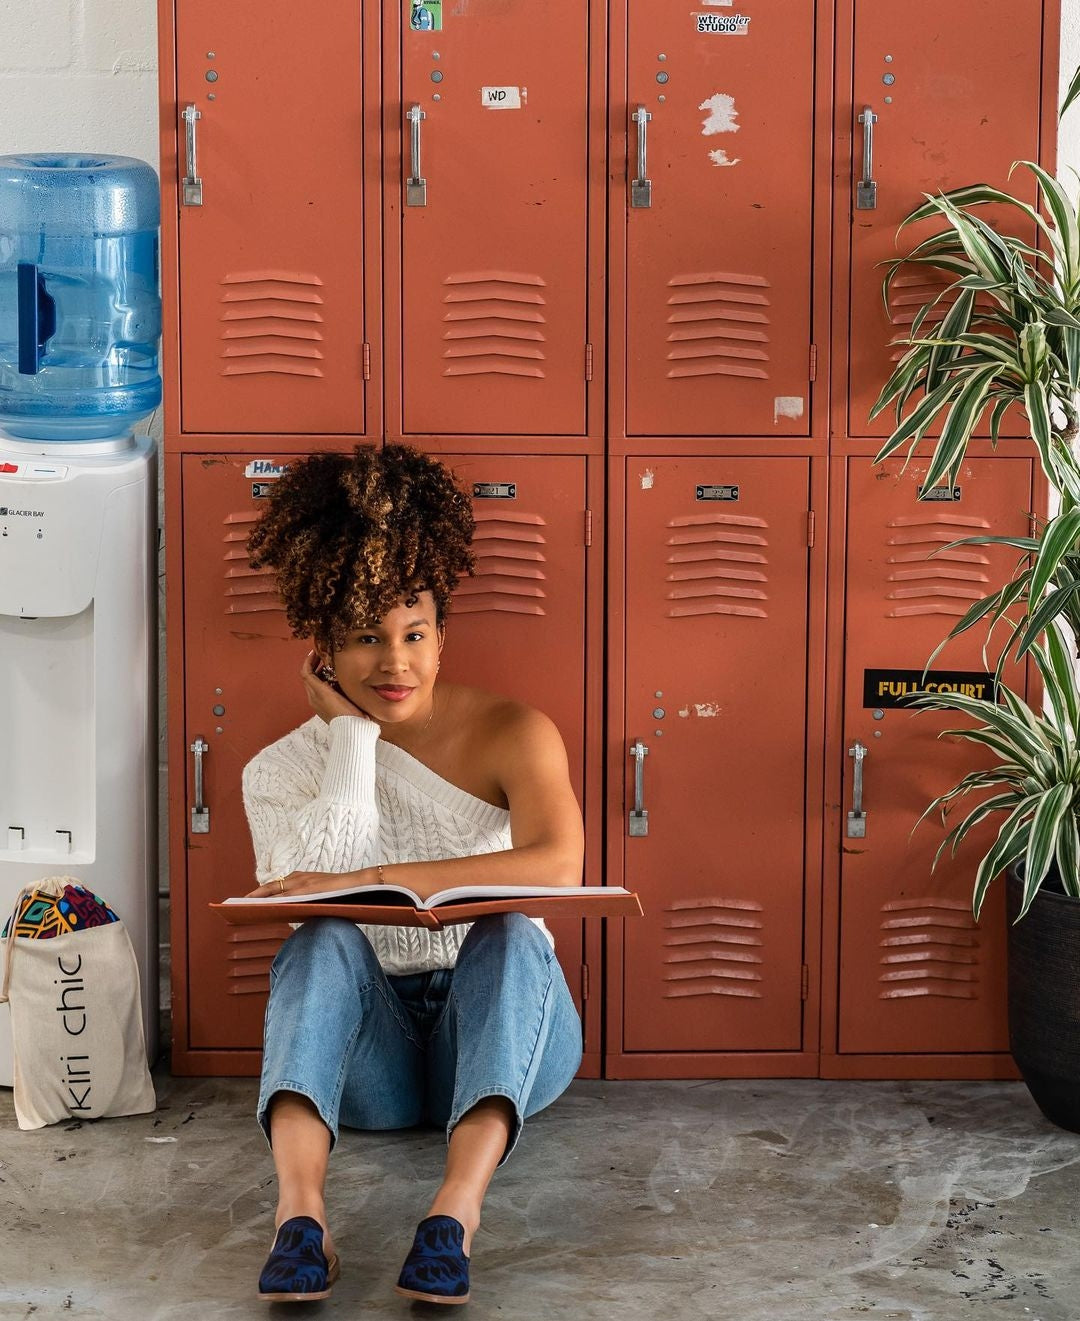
[257,1215,340,1301]
[394,1214,471,1304]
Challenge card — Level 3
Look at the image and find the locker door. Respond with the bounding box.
[838,457,1033,1054]
[438,455,589,1011]
[182,454,310,1050]
[399,4,589,436]
[624,3,815,437]
[623,458,810,1052]
[176,3,367,435]
[182,454,589,1052]
[847,1,1042,437]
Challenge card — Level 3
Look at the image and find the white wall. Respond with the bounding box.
[1,2,1080,904]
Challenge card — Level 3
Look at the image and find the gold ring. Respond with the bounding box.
[277,877,286,894]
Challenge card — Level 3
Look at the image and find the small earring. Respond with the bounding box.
[323,664,337,681]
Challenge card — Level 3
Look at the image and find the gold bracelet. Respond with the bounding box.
[377,864,385,885]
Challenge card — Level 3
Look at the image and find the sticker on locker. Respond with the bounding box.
[482,87,525,110]
[409,0,442,32]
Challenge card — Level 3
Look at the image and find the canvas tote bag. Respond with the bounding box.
[0,877,155,1130]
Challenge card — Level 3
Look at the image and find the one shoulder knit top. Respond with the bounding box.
[241,713,555,975]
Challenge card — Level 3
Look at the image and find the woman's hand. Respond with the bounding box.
[243,867,375,899]
[301,649,372,724]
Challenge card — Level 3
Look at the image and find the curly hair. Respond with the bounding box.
[247,445,476,650]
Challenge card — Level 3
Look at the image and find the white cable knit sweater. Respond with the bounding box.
[241,713,555,975]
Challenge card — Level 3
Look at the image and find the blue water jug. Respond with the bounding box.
[0,154,161,441]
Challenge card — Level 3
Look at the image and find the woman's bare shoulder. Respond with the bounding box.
[446,684,553,738]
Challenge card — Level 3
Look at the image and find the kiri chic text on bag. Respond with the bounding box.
[0,877,155,1131]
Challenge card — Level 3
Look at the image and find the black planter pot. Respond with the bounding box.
[1006,866,1080,1133]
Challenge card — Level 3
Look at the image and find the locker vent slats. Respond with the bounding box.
[665,272,770,379]
[442,273,547,377]
[454,512,548,616]
[877,898,980,1000]
[226,927,290,995]
[885,514,992,617]
[222,511,288,624]
[219,272,326,377]
[665,514,770,618]
[661,898,764,998]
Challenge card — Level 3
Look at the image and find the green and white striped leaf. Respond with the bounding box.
[1020,782,1076,914]
[921,365,999,490]
[973,798,1039,919]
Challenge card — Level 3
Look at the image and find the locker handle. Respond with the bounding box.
[856,105,878,210]
[406,104,427,207]
[629,739,650,837]
[182,104,203,207]
[847,740,868,838]
[631,107,652,208]
[190,736,210,834]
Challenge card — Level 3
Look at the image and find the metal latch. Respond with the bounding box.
[190,736,210,833]
[847,740,868,838]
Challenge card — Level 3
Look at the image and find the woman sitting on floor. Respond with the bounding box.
[240,443,585,1305]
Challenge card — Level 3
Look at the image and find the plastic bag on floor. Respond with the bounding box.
[0,876,155,1130]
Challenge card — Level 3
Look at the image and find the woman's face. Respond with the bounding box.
[322,591,443,725]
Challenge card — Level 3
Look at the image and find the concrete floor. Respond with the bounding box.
[2,1067,1079,1321]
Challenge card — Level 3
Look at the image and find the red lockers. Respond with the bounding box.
[832,457,1035,1062]
[173,2,373,437]
[843,0,1045,437]
[395,3,593,437]
[621,2,817,437]
[161,1,1060,1080]
[171,452,594,1070]
[620,459,812,1053]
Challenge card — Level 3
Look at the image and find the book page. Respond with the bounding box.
[221,882,422,906]
[424,883,629,909]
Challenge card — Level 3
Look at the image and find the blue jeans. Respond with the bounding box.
[257,913,583,1167]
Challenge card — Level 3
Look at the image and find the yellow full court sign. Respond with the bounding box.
[862,669,999,709]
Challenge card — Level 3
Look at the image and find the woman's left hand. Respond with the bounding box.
[243,869,366,899]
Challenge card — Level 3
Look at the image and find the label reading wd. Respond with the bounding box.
[473,482,516,500]
[917,484,962,502]
[696,484,740,502]
[863,668,999,709]
[696,13,751,34]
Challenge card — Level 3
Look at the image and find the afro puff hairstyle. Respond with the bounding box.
[246,444,476,650]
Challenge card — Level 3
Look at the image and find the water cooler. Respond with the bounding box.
[0,155,161,1086]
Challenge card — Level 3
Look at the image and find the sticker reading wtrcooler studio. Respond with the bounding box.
[863,669,999,709]
[695,12,751,35]
[410,0,442,31]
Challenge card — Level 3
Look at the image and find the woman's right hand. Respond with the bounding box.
[301,650,372,724]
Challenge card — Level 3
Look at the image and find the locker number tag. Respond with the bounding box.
[473,482,516,500]
[917,484,962,501]
[695,13,751,35]
[696,484,739,502]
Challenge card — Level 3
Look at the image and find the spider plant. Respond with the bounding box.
[911,619,1080,921]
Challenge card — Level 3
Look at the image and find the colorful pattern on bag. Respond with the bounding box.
[2,885,119,940]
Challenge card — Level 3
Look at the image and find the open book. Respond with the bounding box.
[214,882,642,929]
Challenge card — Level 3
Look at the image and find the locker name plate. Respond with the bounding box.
[473,483,516,499]
[696,484,739,501]
[917,484,962,501]
[863,668,998,709]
